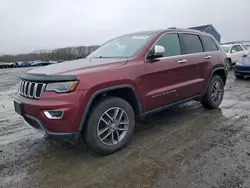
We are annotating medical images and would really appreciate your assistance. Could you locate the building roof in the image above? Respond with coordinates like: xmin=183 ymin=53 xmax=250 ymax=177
xmin=189 ymin=24 xmax=211 ymax=31
xmin=189 ymin=24 xmax=221 ymax=37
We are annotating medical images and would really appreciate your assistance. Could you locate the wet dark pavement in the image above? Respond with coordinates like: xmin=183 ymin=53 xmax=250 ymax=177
xmin=1 ymin=68 xmax=250 ymax=188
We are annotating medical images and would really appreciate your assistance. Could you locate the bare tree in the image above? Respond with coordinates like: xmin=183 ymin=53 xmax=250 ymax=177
xmin=0 ymin=45 xmax=99 ymax=62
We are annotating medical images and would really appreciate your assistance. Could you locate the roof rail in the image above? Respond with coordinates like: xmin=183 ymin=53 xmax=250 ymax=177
xmin=168 ymin=27 xmax=177 ymax=29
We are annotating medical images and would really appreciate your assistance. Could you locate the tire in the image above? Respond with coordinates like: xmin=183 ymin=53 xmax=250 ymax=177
xmin=225 ymin=58 xmax=231 ymax=71
xmin=201 ymin=75 xmax=224 ymax=109
xmin=235 ymin=75 xmax=244 ymax=79
xmin=83 ymin=96 xmax=135 ymax=155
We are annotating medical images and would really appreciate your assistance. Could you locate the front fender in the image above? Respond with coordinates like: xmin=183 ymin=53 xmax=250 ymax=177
xmin=77 ymin=83 xmax=143 ymax=131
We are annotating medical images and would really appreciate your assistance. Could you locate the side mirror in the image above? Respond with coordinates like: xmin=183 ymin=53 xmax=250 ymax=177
xmin=231 ymin=50 xmax=237 ymax=53
xmin=243 ymin=54 xmax=247 ymax=58
xmin=147 ymin=45 xmax=165 ymax=60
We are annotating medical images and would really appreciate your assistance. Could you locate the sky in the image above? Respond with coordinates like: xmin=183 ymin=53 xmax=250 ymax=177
xmin=0 ymin=0 xmax=249 ymax=54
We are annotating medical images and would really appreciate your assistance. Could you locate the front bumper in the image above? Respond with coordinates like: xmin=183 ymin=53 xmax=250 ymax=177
xmin=14 ymin=90 xmax=88 ymax=143
xmin=234 ymin=65 xmax=250 ymax=76
xmin=23 ymin=113 xmax=80 ymax=143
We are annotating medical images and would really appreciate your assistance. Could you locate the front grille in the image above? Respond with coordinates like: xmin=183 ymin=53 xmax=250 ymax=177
xmin=19 ymin=80 xmax=46 ymax=99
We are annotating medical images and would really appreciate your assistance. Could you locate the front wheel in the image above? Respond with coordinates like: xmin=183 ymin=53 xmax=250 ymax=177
xmin=83 ymin=97 xmax=135 ymax=155
xmin=201 ymin=75 xmax=224 ymax=109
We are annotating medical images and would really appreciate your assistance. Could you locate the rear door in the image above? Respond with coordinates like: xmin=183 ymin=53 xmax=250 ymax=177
xmin=200 ymin=35 xmax=222 ymax=88
xmin=175 ymin=33 xmax=208 ymax=100
xmin=242 ymin=45 xmax=249 ymax=53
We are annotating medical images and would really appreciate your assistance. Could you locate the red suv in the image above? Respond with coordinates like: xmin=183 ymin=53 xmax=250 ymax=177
xmin=14 ymin=28 xmax=227 ymax=154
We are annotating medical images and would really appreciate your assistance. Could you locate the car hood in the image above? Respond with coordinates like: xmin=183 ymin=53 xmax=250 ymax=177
xmin=237 ymin=56 xmax=250 ymax=66
xmin=27 ymin=58 xmax=127 ymax=75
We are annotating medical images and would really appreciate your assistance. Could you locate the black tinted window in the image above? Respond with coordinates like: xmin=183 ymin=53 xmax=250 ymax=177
xmin=154 ymin=33 xmax=181 ymax=57
xmin=182 ymin=34 xmax=203 ymax=54
xmin=200 ymin=36 xmax=218 ymax=52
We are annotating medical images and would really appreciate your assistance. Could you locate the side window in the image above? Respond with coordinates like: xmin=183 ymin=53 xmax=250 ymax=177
xmin=235 ymin=45 xmax=243 ymax=51
xmin=154 ymin=33 xmax=181 ymax=57
xmin=242 ymin=45 xmax=248 ymax=50
xmin=230 ymin=46 xmax=237 ymax=52
xmin=181 ymin=34 xmax=203 ymax=54
xmin=231 ymin=45 xmax=243 ymax=52
xmin=200 ymin=35 xmax=219 ymax=52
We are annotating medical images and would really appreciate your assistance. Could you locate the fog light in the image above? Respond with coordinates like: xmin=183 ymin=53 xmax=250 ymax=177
xmin=44 ymin=110 xmax=64 ymax=119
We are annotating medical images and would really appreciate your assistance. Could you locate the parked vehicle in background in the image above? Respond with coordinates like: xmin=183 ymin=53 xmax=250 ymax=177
xmin=17 ymin=61 xmax=31 ymax=67
xmin=8 ymin=62 xmax=18 ymax=68
xmin=14 ymin=28 xmax=227 ymax=155
xmin=0 ymin=62 xmax=18 ymax=68
xmin=31 ymin=61 xmax=51 ymax=67
xmin=234 ymin=52 xmax=250 ymax=79
xmin=220 ymin=43 xmax=249 ymax=70
xmin=31 ymin=61 xmax=42 ymax=66
xmin=0 ymin=62 xmax=6 ymax=68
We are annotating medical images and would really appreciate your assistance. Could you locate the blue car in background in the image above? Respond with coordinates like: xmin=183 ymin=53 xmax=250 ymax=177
xmin=31 ymin=60 xmax=51 ymax=66
xmin=234 ymin=52 xmax=250 ymax=79
xmin=31 ymin=61 xmax=42 ymax=66
xmin=17 ymin=61 xmax=31 ymax=67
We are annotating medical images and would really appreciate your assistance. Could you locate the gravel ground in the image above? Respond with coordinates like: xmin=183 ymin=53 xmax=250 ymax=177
xmin=0 ymin=67 xmax=250 ymax=188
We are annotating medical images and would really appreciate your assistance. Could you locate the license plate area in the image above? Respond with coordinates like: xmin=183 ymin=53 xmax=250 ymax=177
xmin=14 ymin=100 xmax=24 ymax=116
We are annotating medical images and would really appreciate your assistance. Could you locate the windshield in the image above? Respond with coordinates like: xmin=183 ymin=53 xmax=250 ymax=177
xmin=220 ymin=45 xmax=230 ymax=53
xmin=87 ymin=34 xmax=154 ymax=59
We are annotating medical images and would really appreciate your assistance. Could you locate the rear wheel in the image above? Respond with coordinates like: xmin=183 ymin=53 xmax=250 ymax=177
xmin=83 ymin=97 xmax=135 ymax=155
xmin=235 ymin=75 xmax=244 ymax=79
xmin=201 ymin=75 xmax=224 ymax=109
xmin=225 ymin=58 xmax=231 ymax=71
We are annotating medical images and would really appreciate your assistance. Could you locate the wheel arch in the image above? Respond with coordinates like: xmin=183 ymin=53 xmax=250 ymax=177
xmin=203 ymin=67 xmax=227 ymax=95
xmin=211 ymin=67 xmax=227 ymax=85
xmin=78 ymin=84 xmax=142 ymax=131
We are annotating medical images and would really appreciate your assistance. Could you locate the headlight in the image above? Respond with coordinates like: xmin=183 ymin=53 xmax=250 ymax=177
xmin=45 ymin=81 xmax=79 ymax=93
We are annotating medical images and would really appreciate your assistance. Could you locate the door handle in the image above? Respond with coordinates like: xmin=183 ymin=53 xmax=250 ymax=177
xmin=178 ymin=59 xmax=187 ymax=64
xmin=205 ymin=55 xmax=212 ymax=59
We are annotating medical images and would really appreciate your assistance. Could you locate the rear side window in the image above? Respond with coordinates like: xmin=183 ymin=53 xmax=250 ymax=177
xmin=154 ymin=33 xmax=182 ymax=57
xmin=200 ymin=36 xmax=218 ymax=52
xmin=242 ymin=45 xmax=248 ymax=50
xmin=181 ymin=34 xmax=203 ymax=54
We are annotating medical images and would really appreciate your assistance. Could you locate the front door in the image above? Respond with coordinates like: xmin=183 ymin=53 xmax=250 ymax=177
xmin=142 ymin=33 xmax=192 ymax=111
xmin=230 ymin=45 xmax=244 ymax=63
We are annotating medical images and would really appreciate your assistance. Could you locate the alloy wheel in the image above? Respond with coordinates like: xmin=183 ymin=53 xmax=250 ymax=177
xmin=225 ymin=60 xmax=230 ymax=71
xmin=97 ymin=107 xmax=129 ymax=146
xmin=211 ymin=81 xmax=223 ymax=103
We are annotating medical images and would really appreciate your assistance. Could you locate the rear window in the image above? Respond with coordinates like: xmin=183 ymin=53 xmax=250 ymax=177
xmin=181 ymin=34 xmax=203 ymax=54
xmin=200 ymin=36 xmax=218 ymax=52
